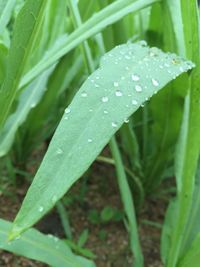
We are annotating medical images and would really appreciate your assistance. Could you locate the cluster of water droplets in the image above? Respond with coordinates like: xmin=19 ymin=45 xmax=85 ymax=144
xmin=60 ymin=41 xmax=195 ymax=147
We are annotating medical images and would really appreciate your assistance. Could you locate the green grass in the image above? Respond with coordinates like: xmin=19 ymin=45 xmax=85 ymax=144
xmin=0 ymin=1 xmax=200 ymax=267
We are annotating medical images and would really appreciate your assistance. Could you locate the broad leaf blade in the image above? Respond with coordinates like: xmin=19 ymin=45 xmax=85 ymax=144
xmin=11 ymin=42 xmax=194 ymax=237
xmin=0 ymin=219 xmax=95 ymax=267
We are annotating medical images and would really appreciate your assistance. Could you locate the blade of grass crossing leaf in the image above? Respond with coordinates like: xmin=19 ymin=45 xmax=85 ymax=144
xmin=67 ymin=0 xmax=94 ymax=73
xmin=0 ymin=0 xmax=47 ymax=129
xmin=10 ymin=42 xmax=194 ymax=239
xmin=56 ymin=201 xmax=72 ymax=240
xmin=110 ymin=137 xmax=144 ymax=267
xmin=20 ymin=0 xmax=160 ymax=88
xmin=166 ymin=1 xmax=200 ymax=266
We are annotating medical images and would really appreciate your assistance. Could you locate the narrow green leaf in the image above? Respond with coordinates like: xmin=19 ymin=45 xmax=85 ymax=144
xmin=177 ymin=233 xmax=200 ymax=267
xmin=0 ymin=67 xmax=54 ymax=157
xmin=0 ymin=0 xmax=16 ymax=35
xmin=166 ymin=1 xmax=200 ymax=266
xmin=20 ymin=0 xmax=160 ymax=88
xmin=0 ymin=219 xmax=95 ymax=267
xmin=110 ymin=137 xmax=144 ymax=267
xmin=10 ymin=42 xmax=194 ymax=238
xmin=0 ymin=0 xmax=47 ymax=128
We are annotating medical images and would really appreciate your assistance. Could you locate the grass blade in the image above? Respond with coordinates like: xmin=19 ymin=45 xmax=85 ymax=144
xmin=0 ymin=0 xmax=47 ymax=128
xmin=0 ymin=67 xmax=54 ymax=157
xmin=9 ymin=42 xmax=194 ymax=238
xmin=0 ymin=219 xmax=95 ymax=267
xmin=20 ymin=0 xmax=160 ymax=88
xmin=0 ymin=0 xmax=16 ymax=35
xmin=110 ymin=137 xmax=144 ymax=267
xmin=166 ymin=1 xmax=200 ymax=266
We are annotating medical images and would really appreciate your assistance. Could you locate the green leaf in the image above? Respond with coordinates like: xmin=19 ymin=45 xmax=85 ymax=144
xmin=165 ymin=1 xmax=200 ymax=266
xmin=77 ymin=229 xmax=89 ymax=248
xmin=20 ymin=0 xmax=160 ymax=88
xmin=100 ymin=207 xmax=114 ymax=222
xmin=10 ymin=42 xmax=194 ymax=238
xmin=0 ymin=0 xmax=16 ymax=35
xmin=0 ymin=0 xmax=47 ymax=129
xmin=0 ymin=219 xmax=95 ymax=267
xmin=177 ymin=233 xmax=200 ymax=267
xmin=0 ymin=67 xmax=54 ymax=157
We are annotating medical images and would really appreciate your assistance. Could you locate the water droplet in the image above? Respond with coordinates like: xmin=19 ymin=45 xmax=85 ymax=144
xmin=111 ymin=122 xmax=117 ymax=128
xmin=103 ymin=110 xmax=108 ymax=114
xmin=139 ymin=40 xmax=147 ymax=47
xmin=125 ymin=55 xmax=131 ymax=60
xmin=102 ymin=96 xmax=109 ymax=103
xmin=89 ymin=109 xmax=93 ymax=112
xmin=114 ymin=82 xmax=119 ymax=87
xmin=179 ymin=66 xmax=184 ymax=72
xmin=124 ymin=118 xmax=129 ymax=123
xmin=115 ymin=90 xmax=123 ymax=97
xmin=52 ymin=195 xmax=57 ymax=203
xmin=56 ymin=148 xmax=63 ymax=155
xmin=38 ymin=206 xmax=44 ymax=212
xmin=151 ymin=78 xmax=159 ymax=87
xmin=135 ymin=85 xmax=142 ymax=92
xmin=132 ymin=99 xmax=138 ymax=105
xmin=95 ymin=84 xmax=99 ymax=88
xmin=65 ymin=108 xmax=71 ymax=114
xmin=132 ymin=74 xmax=140 ymax=81
xmin=81 ymin=91 xmax=87 ymax=97
xmin=31 ymin=103 xmax=36 ymax=108
xmin=88 ymin=138 xmax=93 ymax=143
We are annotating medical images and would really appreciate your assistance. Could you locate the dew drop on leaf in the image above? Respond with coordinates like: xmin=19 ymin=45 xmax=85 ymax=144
xmin=88 ymin=138 xmax=93 ymax=143
xmin=38 ymin=206 xmax=44 ymax=212
xmin=124 ymin=118 xmax=129 ymax=123
xmin=151 ymin=78 xmax=159 ymax=87
xmin=65 ymin=108 xmax=71 ymax=114
xmin=135 ymin=85 xmax=142 ymax=92
xmin=131 ymin=74 xmax=140 ymax=81
xmin=102 ymin=96 xmax=109 ymax=103
xmin=115 ymin=90 xmax=123 ymax=97
xmin=52 ymin=196 xmax=57 ymax=203
xmin=111 ymin=122 xmax=118 ymax=128
xmin=56 ymin=148 xmax=63 ymax=155
xmin=81 ymin=91 xmax=87 ymax=97
xmin=114 ymin=81 xmax=119 ymax=87
xmin=132 ymin=99 xmax=138 ymax=105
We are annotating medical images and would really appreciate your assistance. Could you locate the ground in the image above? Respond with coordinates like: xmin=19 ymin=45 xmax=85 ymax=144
xmin=0 ymin=147 xmax=168 ymax=267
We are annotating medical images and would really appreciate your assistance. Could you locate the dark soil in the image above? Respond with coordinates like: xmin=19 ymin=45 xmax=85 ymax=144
xmin=0 ymin=148 xmax=168 ymax=267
